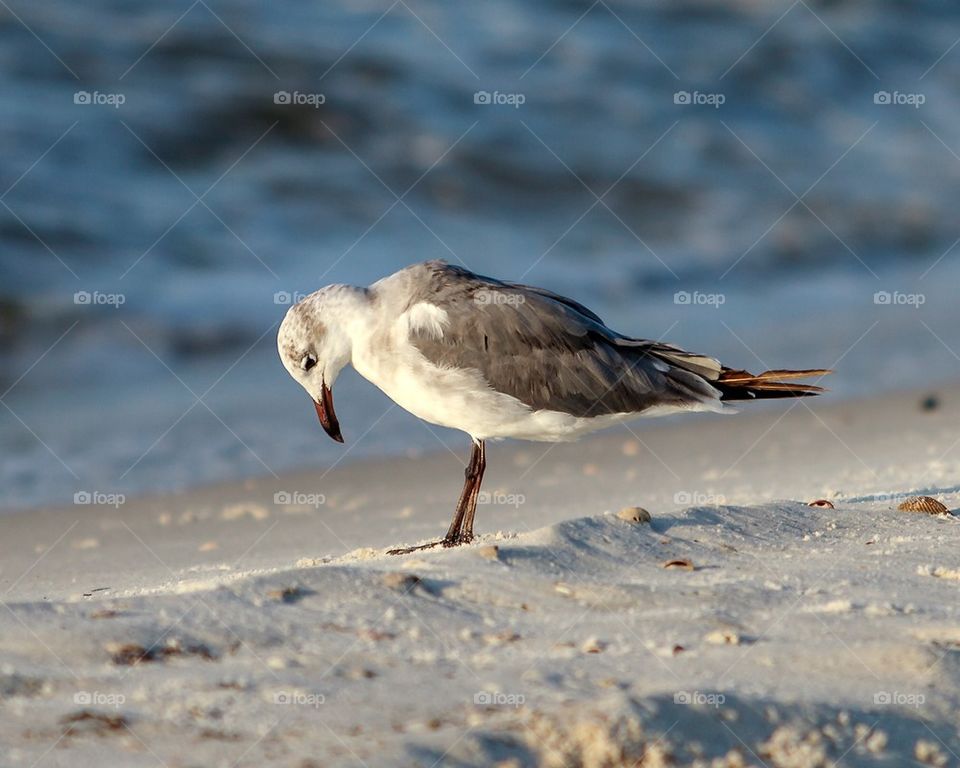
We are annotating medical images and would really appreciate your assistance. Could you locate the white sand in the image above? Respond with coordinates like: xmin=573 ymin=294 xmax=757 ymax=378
xmin=2 ymin=386 xmax=960 ymax=767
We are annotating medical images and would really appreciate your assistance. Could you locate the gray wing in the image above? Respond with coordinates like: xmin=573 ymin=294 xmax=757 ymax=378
xmin=404 ymin=262 xmax=721 ymax=417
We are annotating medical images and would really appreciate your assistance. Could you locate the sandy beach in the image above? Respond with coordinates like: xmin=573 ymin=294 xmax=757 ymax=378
xmin=2 ymin=383 xmax=959 ymax=767
xmin=4 ymin=0 xmax=960 ymax=765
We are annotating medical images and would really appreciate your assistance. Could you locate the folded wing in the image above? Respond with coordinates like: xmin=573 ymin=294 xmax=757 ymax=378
xmin=404 ymin=262 xmax=729 ymax=417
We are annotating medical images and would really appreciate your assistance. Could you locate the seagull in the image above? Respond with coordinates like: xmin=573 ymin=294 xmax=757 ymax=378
xmin=277 ymin=261 xmax=829 ymax=554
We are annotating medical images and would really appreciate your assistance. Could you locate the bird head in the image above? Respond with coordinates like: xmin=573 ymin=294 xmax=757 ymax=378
xmin=277 ymin=287 xmax=356 ymax=443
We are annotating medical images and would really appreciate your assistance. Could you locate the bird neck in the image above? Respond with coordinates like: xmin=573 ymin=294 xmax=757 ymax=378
xmin=312 ymin=285 xmax=374 ymax=350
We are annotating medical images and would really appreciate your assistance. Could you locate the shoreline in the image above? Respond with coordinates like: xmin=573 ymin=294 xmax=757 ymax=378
xmin=3 ymin=374 xmax=955 ymax=521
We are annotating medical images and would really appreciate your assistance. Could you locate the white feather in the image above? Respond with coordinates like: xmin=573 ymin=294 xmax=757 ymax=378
xmin=398 ymin=302 xmax=448 ymax=341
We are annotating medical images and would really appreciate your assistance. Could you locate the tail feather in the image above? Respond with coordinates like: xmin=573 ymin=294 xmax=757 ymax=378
xmin=715 ymin=368 xmax=831 ymax=401
xmin=641 ymin=342 xmax=831 ymax=403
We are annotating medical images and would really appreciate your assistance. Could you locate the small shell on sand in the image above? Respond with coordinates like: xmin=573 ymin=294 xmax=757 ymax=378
xmin=581 ymin=636 xmax=607 ymax=653
xmin=808 ymin=499 xmax=835 ymax=509
xmin=897 ymin=496 xmax=950 ymax=515
xmin=705 ymin=629 xmax=741 ymax=645
xmin=662 ymin=558 xmax=694 ymax=571
xmin=617 ymin=507 xmax=652 ymax=524
xmin=381 ymin=572 xmax=422 ymax=591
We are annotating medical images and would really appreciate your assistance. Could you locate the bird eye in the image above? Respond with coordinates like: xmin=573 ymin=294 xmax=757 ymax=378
xmin=301 ymin=354 xmax=317 ymax=372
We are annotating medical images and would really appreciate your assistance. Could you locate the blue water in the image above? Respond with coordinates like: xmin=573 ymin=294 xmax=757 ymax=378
xmin=2 ymin=0 xmax=959 ymax=509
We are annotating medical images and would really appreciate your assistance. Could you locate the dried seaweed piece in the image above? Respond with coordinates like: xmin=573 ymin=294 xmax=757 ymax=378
xmin=108 ymin=640 xmax=215 ymax=665
xmin=61 ymin=710 xmax=128 ymax=734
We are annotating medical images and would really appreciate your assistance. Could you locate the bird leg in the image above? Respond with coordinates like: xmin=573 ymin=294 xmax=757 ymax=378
xmin=450 ymin=440 xmax=485 ymax=545
xmin=386 ymin=440 xmax=485 ymax=555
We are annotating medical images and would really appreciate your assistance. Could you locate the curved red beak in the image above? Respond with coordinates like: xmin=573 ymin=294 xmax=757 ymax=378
xmin=313 ymin=381 xmax=344 ymax=443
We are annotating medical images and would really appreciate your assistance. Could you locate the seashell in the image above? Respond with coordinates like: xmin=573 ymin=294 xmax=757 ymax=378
xmin=662 ymin=558 xmax=694 ymax=571
xmin=617 ymin=506 xmax=652 ymax=523
xmin=705 ymin=629 xmax=742 ymax=646
xmin=898 ymin=496 xmax=950 ymax=515
xmin=808 ymin=499 xmax=835 ymax=509
xmin=581 ymin=636 xmax=607 ymax=654
xmin=381 ymin=572 xmax=422 ymax=591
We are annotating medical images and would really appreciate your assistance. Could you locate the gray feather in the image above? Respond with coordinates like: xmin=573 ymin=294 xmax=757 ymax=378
xmin=401 ymin=262 xmax=721 ymax=417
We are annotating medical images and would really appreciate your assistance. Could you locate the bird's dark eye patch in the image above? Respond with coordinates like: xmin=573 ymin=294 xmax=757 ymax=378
xmin=301 ymin=354 xmax=318 ymax=372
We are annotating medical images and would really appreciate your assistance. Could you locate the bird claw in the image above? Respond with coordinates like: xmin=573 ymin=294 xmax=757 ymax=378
xmin=387 ymin=533 xmax=473 ymax=555
xmin=386 ymin=540 xmax=443 ymax=555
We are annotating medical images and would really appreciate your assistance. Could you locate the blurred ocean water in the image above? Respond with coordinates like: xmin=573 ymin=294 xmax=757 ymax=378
xmin=1 ymin=0 xmax=958 ymax=509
